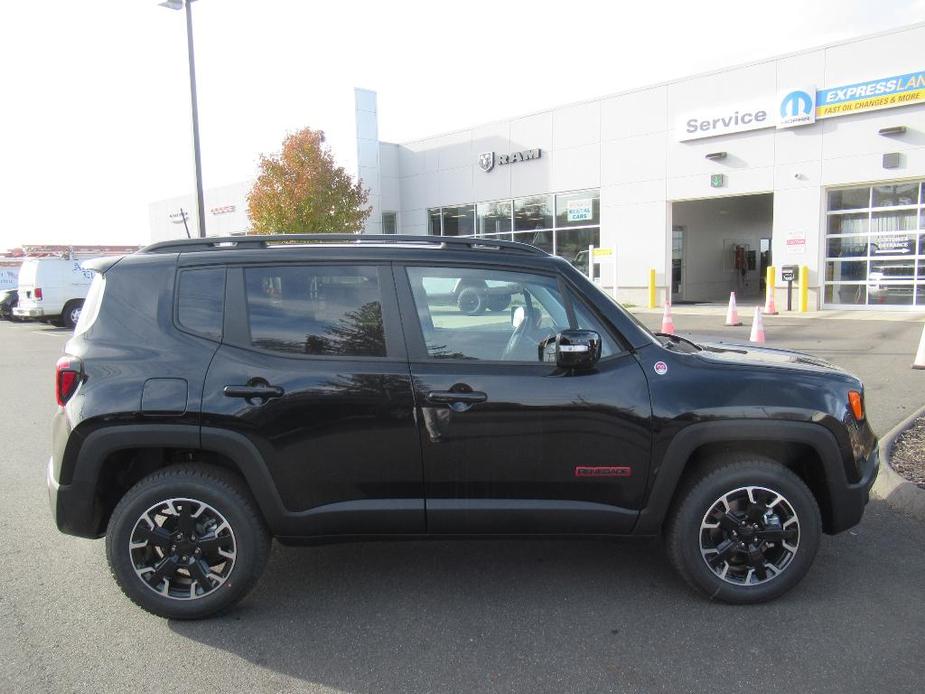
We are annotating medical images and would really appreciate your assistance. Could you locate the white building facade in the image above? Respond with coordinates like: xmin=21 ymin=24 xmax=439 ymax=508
xmin=357 ymin=23 xmax=925 ymax=310
xmin=149 ymin=180 xmax=253 ymax=244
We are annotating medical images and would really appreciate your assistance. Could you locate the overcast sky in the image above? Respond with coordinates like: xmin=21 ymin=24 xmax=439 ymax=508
xmin=1 ymin=0 xmax=924 ymax=251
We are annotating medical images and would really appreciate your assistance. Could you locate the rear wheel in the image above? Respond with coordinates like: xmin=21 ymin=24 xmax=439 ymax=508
xmin=106 ymin=465 xmax=270 ymax=619
xmin=665 ymin=457 xmax=821 ymax=603
xmin=61 ymin=300 xmax=83 ymax=329
xmin=456 ymin=287 xmax=485 ymax=315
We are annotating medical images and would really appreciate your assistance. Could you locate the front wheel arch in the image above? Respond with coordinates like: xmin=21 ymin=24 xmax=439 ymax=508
xmin=635 ymin=421 xmax=845 ymax=536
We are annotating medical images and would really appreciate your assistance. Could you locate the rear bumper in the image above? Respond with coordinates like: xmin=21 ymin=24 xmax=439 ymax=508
xmin=14 ymin=307 xmax=43 ymax=318
xmin=47 ymin=455 xmax=102 ymax=538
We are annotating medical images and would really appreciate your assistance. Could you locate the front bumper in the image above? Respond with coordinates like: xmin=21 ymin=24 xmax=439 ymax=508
xmin=14 ymin=307 xmax=44 ymax=318
xmin=829 ymin=444 xmax=879 ymax=534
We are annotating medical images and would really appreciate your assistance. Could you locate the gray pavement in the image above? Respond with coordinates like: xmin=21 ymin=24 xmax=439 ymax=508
xmin=1 ymin=318 xmax=923 ymax=693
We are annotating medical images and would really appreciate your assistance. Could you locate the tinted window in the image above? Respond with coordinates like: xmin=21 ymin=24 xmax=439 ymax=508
xmin=407 ymin=266 xmax=566 ymax=361
xmin=569 ymin=294 xmax=619 ymax=358
xmin=407 ymin=267 xmax=618 ymax=362
xmin=177 ymin=268 xmax=225 ymax=340
xmin=245 ymin=266 xmax=385 ymax=357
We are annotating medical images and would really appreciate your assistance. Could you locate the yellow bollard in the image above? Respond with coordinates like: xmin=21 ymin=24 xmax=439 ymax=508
xmin=799 ymin=265 xmax=809 ymax=313
xmin=648 ymin=268 xmax=657 ymax=308
xmin=765 ymin=265 xmax=776 ymax=312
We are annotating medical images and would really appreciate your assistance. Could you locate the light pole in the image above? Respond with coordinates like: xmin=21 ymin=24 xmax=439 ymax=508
xmin=160 ymin=0 xmax=206 ymax=238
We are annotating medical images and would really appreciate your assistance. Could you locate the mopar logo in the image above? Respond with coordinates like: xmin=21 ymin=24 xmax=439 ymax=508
xmin=781 ymin=90 xmax=813 ymax=117
xmin=778 ymin=87 xmax=816 ymax=128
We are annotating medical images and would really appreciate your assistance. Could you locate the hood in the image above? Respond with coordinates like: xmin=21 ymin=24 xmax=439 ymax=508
xmin=694 ymin=341 xmax=845 ymax=373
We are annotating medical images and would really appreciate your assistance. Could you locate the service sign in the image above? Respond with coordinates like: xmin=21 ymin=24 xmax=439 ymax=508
xmin=566 ymin=199 xmax=594 ymax=222
xmin=677 ymin=101 xmax=771 ymax=141
xmin=817 ymin=70 xmax=925 ymax=118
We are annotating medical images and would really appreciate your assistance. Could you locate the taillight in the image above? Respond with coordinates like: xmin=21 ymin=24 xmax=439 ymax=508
xmin=55 ymin=356 xmax=82 ymax=407
xmin=34 ymin=287 xmax=43 ymax=300
xmin=848 ymin=390 xmax=865 ymax=422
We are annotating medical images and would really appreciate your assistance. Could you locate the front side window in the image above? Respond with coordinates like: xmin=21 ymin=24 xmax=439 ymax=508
xmin=406 ymin=266 xmax=617 ymax=361
xmin=245 ymin=266 xmax=385 ymax=357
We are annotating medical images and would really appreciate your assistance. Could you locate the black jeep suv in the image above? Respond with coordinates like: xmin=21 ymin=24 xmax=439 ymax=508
xmin=49 ymin=235 xmax=879 ymax=618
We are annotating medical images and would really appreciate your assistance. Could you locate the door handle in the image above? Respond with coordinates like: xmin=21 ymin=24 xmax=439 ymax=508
xmin=223 ymin=383 xmax=284 ymax=401
xmin=426 ymin=390 xmax=487 ymax=405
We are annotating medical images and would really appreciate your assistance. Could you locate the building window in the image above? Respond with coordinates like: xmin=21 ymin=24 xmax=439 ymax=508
xmin=824 ymin=180 xmax=924 ymax=307
xmin=381 ymin=212 xmax=397 ymax=235
xmin=443 ymin=205 xmax=475 ymax=236
xmin=513 ymin=195 xmax=554 ymax=232
xmin=428 ymin=190 xmax=602 ymax=276
xmin=477 ymin=201 xmax=513 ymax=239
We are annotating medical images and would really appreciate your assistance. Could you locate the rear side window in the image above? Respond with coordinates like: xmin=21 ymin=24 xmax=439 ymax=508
xmin=244 ymin=265 xmax=386 ymax=357
xmin=177 ymin=268 xmax=225 ymax=341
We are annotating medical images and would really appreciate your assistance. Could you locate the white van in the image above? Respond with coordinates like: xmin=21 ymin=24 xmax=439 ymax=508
xmin=13 ymin=258 xmax=94 ymax=328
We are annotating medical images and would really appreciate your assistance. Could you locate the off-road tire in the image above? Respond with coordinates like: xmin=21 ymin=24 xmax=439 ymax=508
xmin=665 ymin=456 xmax=821 ymax=604
xmin=456 ymin=287 xmax=485 ymax=315
xmin=106 ymin=464 xmax=271 ymax=619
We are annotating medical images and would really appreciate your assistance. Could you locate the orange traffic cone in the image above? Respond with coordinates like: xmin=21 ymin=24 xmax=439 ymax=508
xmin=913 ymin=323 xmax=925 ymax=370
xmin=725 ymin=292 xmax=742 ymax=326
xmin=661 ymin=301 xmax=675 ymax=335
xmin=764 ymin=286 xmax=778 ymax=316
xmin=749 ymin=307 xmax=766 ymax=344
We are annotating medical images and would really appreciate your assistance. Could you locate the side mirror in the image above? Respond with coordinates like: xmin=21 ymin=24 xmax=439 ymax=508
xmin=542 ymin=329 xmax=602 ymax=370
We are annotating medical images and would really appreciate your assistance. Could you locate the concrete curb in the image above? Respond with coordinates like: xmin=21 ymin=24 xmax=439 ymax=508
xmin=870 ymin=403 xmax=925 ymax=522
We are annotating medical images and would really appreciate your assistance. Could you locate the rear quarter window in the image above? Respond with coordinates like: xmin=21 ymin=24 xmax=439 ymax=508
xmin=74 ymin=273 xmax=105 ymax=336
xmin=177 ymin=268 xmax=225 ymax=341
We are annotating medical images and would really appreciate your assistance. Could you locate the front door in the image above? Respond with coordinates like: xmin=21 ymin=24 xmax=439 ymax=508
xmin=396 ymin=263 xmax=652 ymax=534
xmin=202 ymin=263 xmax=424 ymax=536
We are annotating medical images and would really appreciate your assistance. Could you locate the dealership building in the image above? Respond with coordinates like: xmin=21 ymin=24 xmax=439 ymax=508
xmin=152 ymin=23 xmax=925 ymax=310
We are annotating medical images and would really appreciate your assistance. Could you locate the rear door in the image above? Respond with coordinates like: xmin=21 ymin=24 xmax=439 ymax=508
xmin=202 ymin=262 xmax=424 ymax=536
xmin=396 ymin=263 xmax=652 ymax=534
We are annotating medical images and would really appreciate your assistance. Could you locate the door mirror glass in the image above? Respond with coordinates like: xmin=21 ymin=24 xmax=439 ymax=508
xmin=511 ymin=305 xmax=526 ymax=328
xmin=543 ymin=330 xmax=602 ymax=370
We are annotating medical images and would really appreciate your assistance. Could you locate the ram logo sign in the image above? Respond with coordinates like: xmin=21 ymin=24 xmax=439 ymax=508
xmin=478 ymin=148 xmax=541 ymax=172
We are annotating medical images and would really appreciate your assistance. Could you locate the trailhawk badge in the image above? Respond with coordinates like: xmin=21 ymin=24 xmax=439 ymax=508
xmin=478 ymin=152 xmax=495 ymax=173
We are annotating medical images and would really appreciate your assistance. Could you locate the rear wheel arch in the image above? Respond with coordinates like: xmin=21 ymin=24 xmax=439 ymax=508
xmin=72 ymin=425 xmax=281 ymax=536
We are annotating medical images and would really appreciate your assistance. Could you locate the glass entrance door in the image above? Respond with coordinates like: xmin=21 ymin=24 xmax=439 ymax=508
xmin=671 ymin=226 xmax=684 ymax=301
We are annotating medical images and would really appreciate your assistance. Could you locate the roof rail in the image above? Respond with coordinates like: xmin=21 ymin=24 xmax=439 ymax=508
xmin=139 ymin=234 xmax=548 ymax=256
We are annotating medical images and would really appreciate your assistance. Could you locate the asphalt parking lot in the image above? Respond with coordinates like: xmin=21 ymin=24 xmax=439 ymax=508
xmin=1 ymin=317 xmax=923 ymax=693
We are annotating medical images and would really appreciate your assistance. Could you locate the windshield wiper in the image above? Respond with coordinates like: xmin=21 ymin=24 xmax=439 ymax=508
xmin=654 ymin=332 xmax=701 ymax=351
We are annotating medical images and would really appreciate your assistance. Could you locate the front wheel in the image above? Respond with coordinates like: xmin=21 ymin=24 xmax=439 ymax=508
xmin=665 ymin=457 xmax=821 ymax=604
xmin=106 ymin=465 xmax=270 ymax=619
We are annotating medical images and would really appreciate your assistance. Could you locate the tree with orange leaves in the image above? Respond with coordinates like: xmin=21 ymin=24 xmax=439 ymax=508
xmin=247 ymin=128 xmax=370 ymax=234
